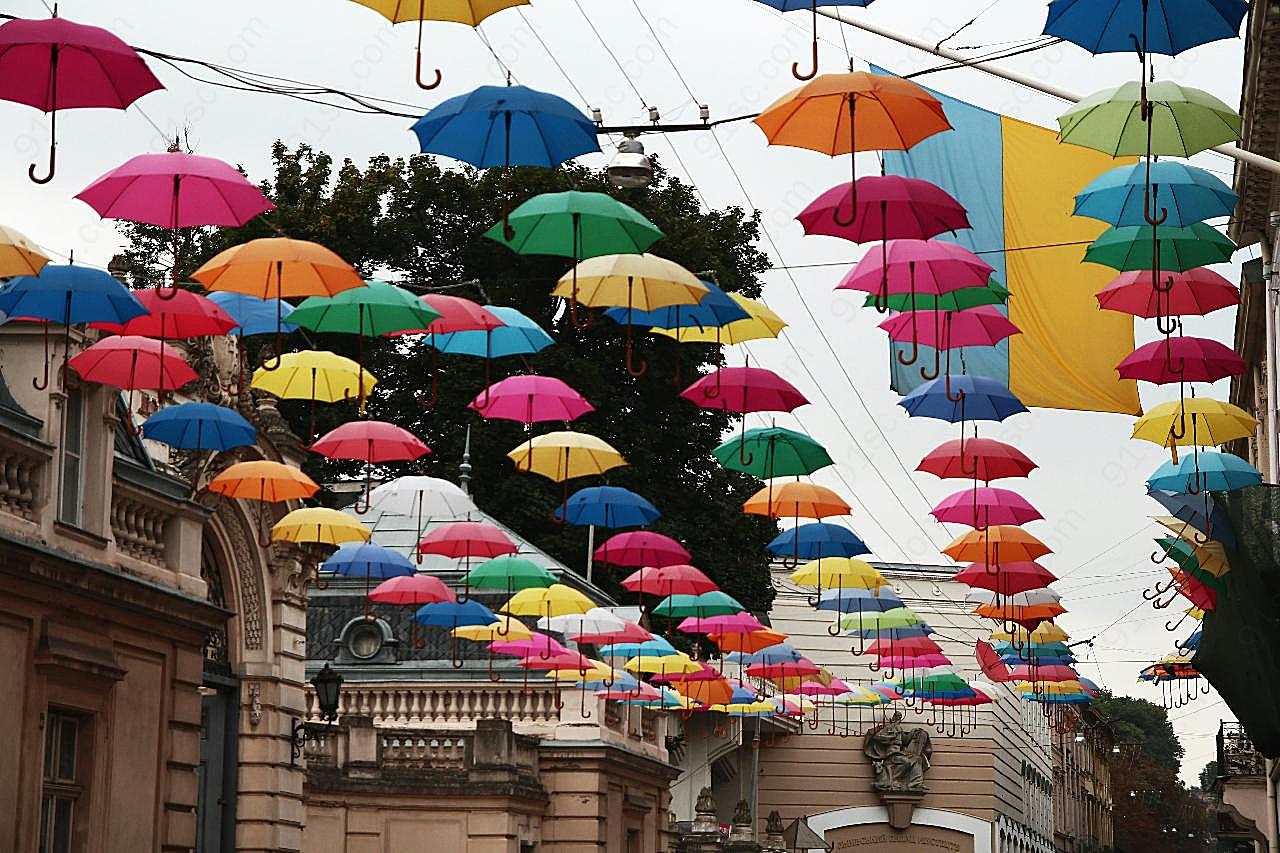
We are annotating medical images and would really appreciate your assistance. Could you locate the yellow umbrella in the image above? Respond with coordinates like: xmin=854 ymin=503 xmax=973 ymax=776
xmin=710 ymin=700 xmax=779 ymax=714
xmin=503 ymin=583 xmax=594 ymax=618
xmin=251 ymin=350 xmax=378 ymax=439
xmin=651 ymin=293 xmax=787 ymax=345
xmin=625 ymin=652 xmax=701 ymax=675
xmin=789 ymin=557 xmax=887 ymax=590
xmin=348 ymin=0 xmax=528 ymax=90
xmin=1153 ymin=516 xmax=1231 ymax=577
xmin=271 ymin=507 xmax=370 ymax=545
xmin=1015 ymin=680 xmax=1085 ymax=695
xmin=553 ymin=253 xmax=707 ymax=375
xmin=1133 ymin=397 xmax=1257 ymax=458
xmin=0 ymin=225 xmax=49 ymax=277
xmin=508 ymin=431 xmax=627 ymax=518
xmin=990 ymin=623 xmax=1069 ymax=645
xmin=452 ymin=617 xmax=533 ymax=642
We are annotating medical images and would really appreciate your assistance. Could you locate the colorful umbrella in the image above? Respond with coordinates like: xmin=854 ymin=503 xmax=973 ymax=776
xmin=416 ymin=598 xmax=499 ymax=667
xmin=470 ymin=375 xmax=593 ymax=425
xmin=1083 ymin=223 xmax=1236 ymax=273
xmin=899 ymin=378 xmax=1026 ymax=453
xmin=814 ymin=587 xmax=902 ymax=613
xmin=0 ymin=15 xmax=163 ymax=183
xmin=347 ymin=0 xmax=528 ymax=90
xmin=797 ymin=175 xmax=968 ymax=245
xmin=1074 ymin=160 xmax=1237 ymax=229
xmin=595 ymin=531 xmax=690 ymax=570
xmin=769 ymin=522 xmax=869 ymax=564
xmin=271 ymin=507 xmax=370 ymax=546
xmin=682 ymin=365 xmax=808 ymax=464
xmin=555 ymin=486 xmax=660 ymax=528
xmin=790 ymin=557 xmax=887 ymax=591
xmin=878 ymin=305 xmax=1020 ymax=381
xmin=250 ymin=350 xmax=378 ymax=440
xmin=68 ymin=335 xmax=197 ymax=394
xmin=0 ymin=225 xmax=49 ymax=277
xmin=206 ymin=293 xmax=297 ymax=337
xmin=92 ymin=289 xmax=237 ymax=340
xmin=1057 ymin=81 xmax=1241 ymax=158
xmin=205 ymin=459 xmax=318 ymax=503
xmin=1044 ymin=0 xmax=1248 ymax=57
xmin=605 ymin=279 xmax=751 ymax=382
xmin=368 ymin=475 xmax=476 ymax=521
xmin=954 ymin=561 xmax=1057 ymax=595
xmin=1147 ymin=450 xmax=1261 ymax=493
xmin=862 ymin=280 xmax=1010 ymax=313
xmin=837 ymin=238 xmax=994 ymax=318
xmin=430 ymin=306 xmax=553 ymax=395
xmin=649 ymin=293 xmax=787 ymax=345
xmin=1132 ymin=397 xmax=1256 ymax=455
xmin=743 ymin=481 xmax=850 ymax=520
xmin=1117 ymin=336 xmax=1246 ymax=385
xmin=310 ymin=420 xmax=431 ymax=511
xmin=1097 ymin=267 xmax=1238 ymax=327
xmin=653 ymin=591 xmax=744 ymax=619
xmin=326 ymin=543 xmax=417 ymax=619
xmin=507 ymin=431 xmax=627 ymax=515
xmin=389 ymin=294 xmax=505 ymax=408
xmin=465 ymin=555 xmax=557 ymax=614
xmin=714 ymin=426 xmax=833 ymax=480
xmin=141 ymin=402 xmax=256 ymax=469
xmin=419 ymin=520 xmax=517 ymax=566
xmin=931 ymin=487 xmax=1043 ymax=529
xmin=1147 ymin=486 xmax=1236 ymax=548
xmin=917 ymin=437 xmax=1036 ymax=482
xmin=943 ymin=526 xmax=1052 ymax=564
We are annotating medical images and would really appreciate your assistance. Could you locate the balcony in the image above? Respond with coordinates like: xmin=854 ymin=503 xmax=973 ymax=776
xmin=305 ymin=681 xmax=562 ymax=727
xmin=1218 ymin=722 xmax=1266 ymax=779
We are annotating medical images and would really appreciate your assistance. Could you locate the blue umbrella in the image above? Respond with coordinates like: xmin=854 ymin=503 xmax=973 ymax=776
xmin=604 ymin=279 xmax=749 ymax=330
xmin=1146 ymin=486 xmax=1237 ymax=548
xmin=749 ymin=0 xmax=876 ymax=80
xmin=555 ymin=486 xmax=660 ymax=528
xmin=141 ymin=402 xmax=256 ymax=452
xmin=414 ymin=599 xmax=498 ymax=627
xmin=322 ymin=542 xmax=416 ymax=580
xmin=899 ymin=376 xmax=1027 ymax=423
xmin=431 ymin=306 xmax=552 ymax=357
xmin=206 ymin=292 xmax=297 ymax=336
xmin=0 ymin=264 xmax=147 ymax=389
xmin=598 ymin=637 xmax=677 ymax=659
xmin=768 ymin=522 xmax=869 ymax=562
xmin=1181 ymin=628 xmax=1202 ymax=652
xmin=1147 ymin=450 xmax=1261 ymax=494
xmin=1044 ymin=0 xmax=1248 ymax=57
xmin=814 ymin=587 xmax=903 ymax=613
xmin=845 ymin=624 xmax=935 ymax=640
xmin=729 ymin=642 xmax=804 ymax=665
xmin=1074 ymin=161 xmax=1238 ymax=228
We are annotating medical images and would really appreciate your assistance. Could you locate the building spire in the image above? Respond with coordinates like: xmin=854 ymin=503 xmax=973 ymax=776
xmin=459 ymin=425 xmax=472 ymax=496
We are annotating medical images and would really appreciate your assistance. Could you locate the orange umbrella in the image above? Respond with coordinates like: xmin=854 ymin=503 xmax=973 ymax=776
xmin=943 ymin=526 xmax=1052 ymax=564
xmin=670 ymin=677 xmax=734 ymax=707
xmin=754 ymin=72 xmax=951 ymax=226
xmin=743 ymin=481 xmax=850 ymax=519
xmin=974 ymin=602 xmax=1067 ymax=622
xmin=205 ymin=460 xmax=320 ymax=547
xmin=192 ymin=237 xmax=364 ymax=368
xmin=709 ymin=628 xmax=788 ymax=654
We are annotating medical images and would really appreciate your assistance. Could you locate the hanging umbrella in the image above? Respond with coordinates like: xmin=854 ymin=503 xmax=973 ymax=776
xmin=553 ymin=253 xmax=707 ymax=374
xmin=1096 ymin=267 xmax=1238 ymax=320
xmin=555 ymin=486 xmax=660 ymax=528
xmin=605 ymin=279 xmax=750 ymax=382
xmin=1083 ymin=223 xmax=1236 ymax=272
xmin=744 ymin=482 xmax=850 ymax=519
xmin=470 ymin=374 xmax=593 ymax=425
xmin=68 ymin=335 xmax=197 ymax=395
xmin=1117 ymin=336 xmax=1246 ymax=385
xmin=369 ymin=475 xmax=476 ymax=520
xmin=411 ymin=84 xmax=601 ymax=235
xmin=325 ymin=543 xmax=416 ymax=618
xmin=0 ymin=263 xmax=146 ymax=389
xmin=415 ymin=599 xmax=499 ymax=668
xmin=862 ymin=280 xmax=1009 ymax=313
xmin=454 ymin=617 xmax=533 ymax=644
xmin=815 ymin=587 xmax=903 ymax=614
xmin=682 ymin=365 xmax=808 ymax=464
xmin=0 ymin=225 xmax=49 ymax=277
xmin=141 ymin=402 xmax=256 ymax=488
xmin=431 ymin=305 xmax=553 ymax=399
xmin=206 ymin=293 xmax=297 ymax=336
xmin=76 ymin=151 xmax=275 ymax=295
xmin=395 ymin=294 xmax=505 ymax=407
xmin=1146 ymin=485 xmax=1236 ymax=548
xmin=917 ymin=437 xmax=1037 ymax=482
xmin=954 ymin=561 xmax=1058 ymax=595
xmin=92 ymin=289 xmax=237 ymax=340
xmin=943 ymin=526 xmax=1052 ymax=564
xmin=838 ymin=238 xmax=994 ymax=322
xmin=541 ymin=607 xmax=627 ymax=637
xmin=790 ymin=557 xmax=888 ymax=594
xmin=1147 ymin=450 xmax=1262 ymax=493
xmin=0 ymin=14 xmax=163 ymax=183
xmin=418 ymin=520 xmax=517 ymax=571
xmin=1057 ymin=81 xmax=1241 ymax=158
xmin=347 ymin=0 xmax=528 ymax=90
xmin=1074 ymin=160 xmax=1237 ymax=229
xmin=649 ymin=293 xmax=786 ymax=345
xmin=747 ymin=0 xmax=876 ymax=80
xmin=798 ymin=175 xmax=968 ymax=243
xmin=507 ymin=431 xmax=627 ymax=517
xmin=205 ymin=460 xmax=318 ymax=545
xmin=931 ymin=487 xmax=1043 ymax=529
xmin=714 ymin=426 xmax=833 ymax=479
xmin=878 ymin=305 xmax=1020 ymax=383
xmin=271 ymin=507 xmax=370 ymax=545
xmin=594 ymin=531 xmax=690 ymax=570
xmin=465 ymin=555 xmax=557 ymax=593
xmin=768 ymin=522 xmax=869 ymax=565
xmin=643 ymin=564 xmax=719 ymax=597
xmin=192 ymin=237 xmax=365 ymax=368
xmin=754 ymin=72 xmax=951 ymax=224
xmin=652 ymin=591 xmax=744 ymax=619
xmin=1043 ymin=0 xmax=1248 ymax=57
xmin=250 ymin=350 xmax=378 ymax=441
xmin=599 ymin=637 xmax=678 ymax=660
xmin=310 ymin=420 xmax=431 ymax=512
xmin=708 ymin=629 xmax=788 ymax=655
xmin=899 ymin=377 xmax=1027 ymax=449
xmin=1132 ymin=397 xmax=1256 ymax=455
xmin=571 ymin=619 xmax=654 ymax=646
xmin=369 ymin=573 xmax=456 ymax=646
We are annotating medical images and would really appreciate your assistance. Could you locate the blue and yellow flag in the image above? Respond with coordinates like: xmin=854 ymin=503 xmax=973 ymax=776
xmin=876 ymin=69 xmax=1140 ymax=415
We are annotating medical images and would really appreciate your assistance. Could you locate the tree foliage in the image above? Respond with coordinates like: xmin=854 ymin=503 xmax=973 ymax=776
xmin=120 ymin=143 xmax=780 ymax=612
xmin=1094 ymin=692 xmax=1185 ymax=774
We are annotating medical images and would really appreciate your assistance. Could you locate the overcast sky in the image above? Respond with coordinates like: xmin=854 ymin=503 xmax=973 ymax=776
xmin=0 ymin=0 xmax=1251 ymax=783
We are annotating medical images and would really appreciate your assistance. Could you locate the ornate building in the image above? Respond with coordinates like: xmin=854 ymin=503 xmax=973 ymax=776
xmin=1051 ymin=705 xmax=1115 ymax=853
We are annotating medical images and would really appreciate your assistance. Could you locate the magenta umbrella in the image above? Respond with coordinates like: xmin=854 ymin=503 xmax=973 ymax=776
xmin=678 ymin=612 xmax=765 ymax=634
xmin=879 ymin=305 xmax=1021 ymax=388
xmin=930 ymin=486 xmax=1042 ymax=530
xmin=595 ymin=531 xmax=690 ymax=570
xmin=681 ymin=364 xmax=809 ymax=464
xmin=797 ymin=176 xmax=969 ymax=249
xmin=469 ymin=375 xmax=594 ymax=424
xmin=1116 ymin=336 xmax=1247 ymax=385
xmin=0 ymin=15 xmax=163 ymax=183
xmin=77 ymin=151 xmax=275 ymax=296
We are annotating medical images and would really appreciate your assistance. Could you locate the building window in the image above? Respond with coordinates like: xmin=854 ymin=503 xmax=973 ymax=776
xmin=58 ymin=386 xmax=84 ymax=526
xmin=40 ymin=710 xmax=87 ymax=853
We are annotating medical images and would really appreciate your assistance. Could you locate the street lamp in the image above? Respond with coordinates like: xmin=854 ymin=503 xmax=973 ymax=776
xmin=291 ymin=663 xmax=344 ymax=764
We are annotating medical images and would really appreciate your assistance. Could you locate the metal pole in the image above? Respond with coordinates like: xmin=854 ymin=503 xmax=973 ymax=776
xmin=586 ymin=523 xmax=595 ymax=585
xmin=817 ymin=9 xmax=1280 ymax=177
xmin=750 ymin=722 xmax=761 ymax=842
xmin=1265 ymin=213 xmax=1280 ymax=485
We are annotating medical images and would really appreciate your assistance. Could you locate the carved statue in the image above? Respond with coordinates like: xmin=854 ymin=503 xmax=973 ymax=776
xmin=764 ymin=810 xmax=785 ymax=834
xmin=864 ymin=711 xmax=933 ymax=792
xmin=731 ymin=799 xmax=752 ymax=827
xmin=695 ymin=786 xmax=717 ymax=817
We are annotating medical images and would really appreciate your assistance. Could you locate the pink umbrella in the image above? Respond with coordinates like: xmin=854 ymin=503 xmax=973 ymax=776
xmin=797 ymin=176 xmax=969 ymax=246
xmin=0 ymin=15 xmax=163 ymax=183
xmin=1096 ymin=267 xmax=1238 ymax=328
xmin=931 ymin=486 xmax=1042 ymax=529
xmin=419 ymin=521 xmax=518 ymax=588
xmin=310 ymin=420 xmax=431 ymax=512
xmin=1116 ymin=336 xmax=1246 ymax=385
xmin=878 ymin=305 xmax=1020 ymax=386
xmin=681 ymin=364 xmax=809 ymax=464
xmin=369 ymin=573 xmax=455 ymax=649
xmin=391 ymin=294 xmax=506 ymax=407
xmin=470 ymin=374 xmax=593 ymax=425
xmin=1008 ymin=664 xmax=1079 ymax=681
xmin=595 ymin=531 xmax=690 ymax=570
xmin=681 ymin=612 xmax=766 ymax=634
xmin=878 ymin=653 xmax=951 ymax=669
xmin=645 ymin=564 xmax=718 ymax=596
xmin=77 ymin=151 xmax=275 ymax=296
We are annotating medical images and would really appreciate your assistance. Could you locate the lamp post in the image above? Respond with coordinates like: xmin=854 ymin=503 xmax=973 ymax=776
xmin=291 ymin=663 xmax=344 ymax=765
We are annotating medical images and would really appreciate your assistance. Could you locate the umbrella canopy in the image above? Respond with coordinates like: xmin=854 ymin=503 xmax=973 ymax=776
xmin=464 ymin=555 xmax=557 ymax=591
xmin=418 ymin=520 xmax=517 ymax=560
xmin=790 ymin=558 xmax=887 ymax=590
xmin=598 ymin=637 xmax=678 ymax=659
xmin=797 ymin=176 xmax=969 ymax=243
xmin=917 ymin=437 xmax=1037 ymax=482
xmin=681 ymin=366 xmax=808 ymax=413
xmin=485 ymin=190 xmax=664 ymax=258
xmin=605 ymin=279 xmax=749 ymax=332
xmin=743 ymin=482 xmax=851 ymax=519
xmin=0 ymin=263 xmax=146 ymax=325
xmin=899 ymin=376 xmax=1027 ymax=423
xmin=503 ymin=583 xmax=595 ymax=618
xmin=206 ymin=293 xmax=297 ymax=336
xmin=540 ymin=607 xmax=627 ymax=637
xmin=205 ymin=460 xmax=319 ymax=502
xmin=1057 ymin=81 xmax=1241 ymax=157
xmin=1117 ymin=336 xmax=1246 ymax=385
xmin=653 ymin=591 xmax=744 ymax=618
xmin=839 ymin=607 xmax=925 ymax=633
xmin=1132 ymin=398 xmax=1256 ymax=449
xmin=192 ymin=237 xmax=364 ymax=299
xmin=272 ymin=507 xmax=370 ymax=545
xmin=649 ymin=293 xmax=786 ymax=345
xmin=76 ymin=151 xmax=275 ymax=228
xmin=931 ymin=487 xmax=1043 ymax=528
xmin=288 ymin=280 xmax=441 ymax=337
xmin=572 ymin=620 xmax=654 ymax=645
xmin=814 ymin=587 xmax=903 ymax=613
xmin=507 ymin=431 xmax=626 ymax=481
xmin=1043 ymin=0 xmax=1248 ymax=56
xmin=322 ymin=543 xmax=415 ymax=580
xmin=862 ymin=281 xmax=1010 ymax=312
xmin=878 ymin=305 xmax=1020 ymax=349
xmin=595 ymin=531 xmax=690 ymax=569
xmin=684 ymin=612 xmax=766 ymax=635
xmin=431 ymin=305 xmax=553 ymax=357
xmin=837 ymin=239 xmax=995 ymax=298
xmin=555 ymin=486 xmax=660 ymax=528
xmin=1073 ymin=160 xmax=1237 ymax=228
xmin=1096 ymin=267 xmax=1238 ymax=318
xmin=250 ymin=351 xmax=377 ymax=402
xmin=414 ymin=599 xmax=499 ymax=628
xmin=415 ymin=294 xmax=505 ymax=333
xmin=368 ymin=476 xmax=477 ymax=519
xmin=68 ymin=335 xmax=197 ymax=391
xmin=953 ymin=561 xmax=1058 ymax=595
xmin=1147 ymin=486 xmax=1236 ymax=548
xmin=141 ymin=402 xmax=255 ymax=452
xmin=714 ymin=427 xmax=833 ymax=478
xmin=0 ymin=224 xmax=48 ymax=277
xmin=91 ymin=289 xmax=237 ymax=339
xmin=768 ymin=522 xmax=869 ymax=560
xmin=1147 ymin=451 xmax=1262 ymax=493
xmin=641 ymin=564 xmax=718 ymax=596
xmin=469 ymin=375 xmax=593 ymax=424
xmin=943 ymin=526 xmax=1052 ymax=562
xmin=968 ymin=587 xmax=1062 ymax=607
xmin=411 ymin=84 xmax=600 ymax=168
xmin=454 ymin=617 xmax=534 ymax=643
xmin=709 ymin=629 xmax=788 ymax=654
xmin=1084 ymin=223 xmax=1236 ymax=273
xmin=0 ymin=15 xmax=163 ymax=183
xmin=369 ymin=573 xmax=455 ymax=604
xmin=310 ymin=420 xmax=430 ymax=463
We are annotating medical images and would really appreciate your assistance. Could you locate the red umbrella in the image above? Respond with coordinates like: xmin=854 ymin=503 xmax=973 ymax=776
xmin=571 ymin=620 xmax=653 ymax=645
xmin=1097 ymin=267 xmax=1238 ymax=331
xmin=1168 ymin=568 xmax=1217 ymax=612
xmin=369 ymin=574 xmax=455 ymax=649
xmin=917 ymin=437 xmax=1037 ymax=482
xmin=91 ymin=289 xmax=237 ymax=339
xmin=391 ymin=294 xmax=505 ymax=407
xmin=866 ymin=636 xmax=941 ymax=656
xmin=953 ymin=561 xmax=1057 ymax=595
xmin=595 ymin=531 xmax=690 ymax=569
xmin=646 ymin=564 xmax=718 ymax=596
xmin=469 ymin=375 xmax=593 ymax=424
xmin=797 ymin=176 xmax=969 ymax=243
xmin=681 ymin=365 xmax=808 ymax=464
xmin=976 ymin=640 xmax=1012 ymax=683
xmin=68 ymin=335 xmax=196 ymax=391
xmin=311 ymin=420 xmax=431 ymax=512
xmin=0 ymin=14 xmax=163 ymax=183
xmin=419 ymin=521 xmax=518 ymax=592
xmin=1116 ymin=336 xmax=1246 ymax=385
xmin=931 ymin=486 xmax=1042 ymax=529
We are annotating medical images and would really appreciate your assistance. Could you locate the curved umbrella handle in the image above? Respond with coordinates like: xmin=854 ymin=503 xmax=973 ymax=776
xmin=832 ymin=173 xmax=858 ymax=228
xmin=33 ymin=322 xmax=52 ymax=391
xmin=624 ymin=329 xmax=649 ymax=377
xmin=29 ymin=104 xmax=57 ymax=185
xmin=1143 ymin=183 xmax=1168 ymax=227
xmin=945 ymin=377 xmax=966 ymax=404
xmin=919 ymin=345 xmax=940 ymax=382
xmin=792 ymin=2 xmax=819 ymax=80
xmin=450 ymin=636 xmax=465 ymax=669
xmin=414 ymin=15 xmax=442 ymax=90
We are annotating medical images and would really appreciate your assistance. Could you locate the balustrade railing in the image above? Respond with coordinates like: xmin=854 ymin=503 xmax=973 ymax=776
xmin=381 ymin=731 xmax=471 ymax=770
xmin=0 ymin=439 xmax=47 ymax=522
xmin=306 ymin=682 xmax=561 ymax=727
xmin=110 ymin=481 xmax=172 ymax=565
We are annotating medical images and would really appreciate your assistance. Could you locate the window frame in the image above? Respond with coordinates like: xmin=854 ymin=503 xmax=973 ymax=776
xmin=39 ymin=708 xmax=90 ymax=853
xmin=57 ymin=384 xmax=84 ymax=527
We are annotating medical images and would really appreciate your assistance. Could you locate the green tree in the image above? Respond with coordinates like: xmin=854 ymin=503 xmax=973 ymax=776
xmin=1198 ymin=759 xmax=1219 ymax=793
xmin=120 ymin=143 xmax=780 ymax=613
xmin=1094 ymin=692 xmax=1185 ymax=774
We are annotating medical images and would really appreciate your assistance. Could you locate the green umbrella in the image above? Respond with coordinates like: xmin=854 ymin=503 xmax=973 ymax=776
xmin=484 ymin=191 xmax=664 ymax=328
xmin=1155 ymin=538 xmax=1225 ymax=593
xmin=1083 ymin=223 xmax=1236 ymax=272
xmin=1057 ymin=81 xmax=1241 ymax=158
xmin=289 ymin=279 xmax=441 ymax=336
xmin=837 ymin=607 xmax=923 ymax=632
xmin=652 ymin=591 xmax=744 ymax=618
xmin=713 ymin=426 xmax=833 ymax=479
xmin=862 ymin=279 xmax=1009 ymax=312
xmin=463 ymin=555 xmax=558 ymax=592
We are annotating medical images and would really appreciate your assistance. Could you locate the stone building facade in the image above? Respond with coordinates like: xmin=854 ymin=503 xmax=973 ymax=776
xmin=1051 ymin=706 xmax=1115 ymax=853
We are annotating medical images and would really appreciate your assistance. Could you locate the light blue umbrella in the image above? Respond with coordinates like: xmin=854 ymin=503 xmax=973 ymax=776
xmin=1074 ymin=161 xmax=1237 ymax=228
xmin=206 ymin=292 xmax=297 ymax=336
xmin=814 ymin=587 xmax=903 ymax=613
xmin=140 ymin=401 xmax=256 ymax=452
xmin=1146 ymin=486 xmax=1237 ymax=548
xmin=1146 ymin=450 xmax=1261 ymax=494
xmin=431 ymin=305 xmax=552 ymax=357
xmin=597 ymin=637 xmax=677 ymax=659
